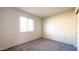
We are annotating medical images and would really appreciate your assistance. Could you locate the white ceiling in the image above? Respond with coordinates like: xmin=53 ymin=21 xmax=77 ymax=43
xmin=16 ymin=7 xmax=73 ymax=18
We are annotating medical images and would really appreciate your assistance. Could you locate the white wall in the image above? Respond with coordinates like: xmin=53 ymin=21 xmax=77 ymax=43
xmin=77 ymin=9 xmax=79 ymax=50
xmin=43 ymin=10 xmax=76 ymax=47
xmin=0 ymin=8 xmax=42 ymax=50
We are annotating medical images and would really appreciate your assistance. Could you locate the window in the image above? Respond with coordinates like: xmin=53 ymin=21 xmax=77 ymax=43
xmin=20 ymin=16 xmax=34 ymax=32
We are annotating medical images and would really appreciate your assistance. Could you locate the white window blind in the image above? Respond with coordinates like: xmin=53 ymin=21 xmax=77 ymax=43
xmin=27 ymin=18 xmax=34 ymax=31
xmin=20 ymin=16 xmax=34 ymax=32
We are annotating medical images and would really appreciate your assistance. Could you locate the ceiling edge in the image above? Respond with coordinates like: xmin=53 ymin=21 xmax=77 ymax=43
xmin=13 ymin=7 xmax=43 ymax=19
xmin=42 ymin=8 xmax=74 ymax=19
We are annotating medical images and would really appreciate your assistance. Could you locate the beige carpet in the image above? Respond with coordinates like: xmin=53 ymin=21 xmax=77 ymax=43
xmin=4 ymin=39 xmax=77 ymax=51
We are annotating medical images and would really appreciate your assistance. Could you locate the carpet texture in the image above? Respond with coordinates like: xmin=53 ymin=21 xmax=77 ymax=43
xmin=4 ymin=39 xmax=77 ymax=51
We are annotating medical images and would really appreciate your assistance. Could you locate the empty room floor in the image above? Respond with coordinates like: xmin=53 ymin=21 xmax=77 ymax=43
xmin=3 ymin=39 xmax=77 ymax=51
